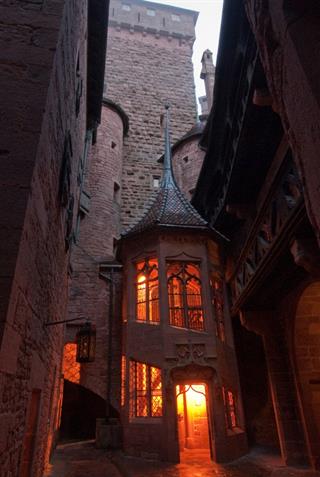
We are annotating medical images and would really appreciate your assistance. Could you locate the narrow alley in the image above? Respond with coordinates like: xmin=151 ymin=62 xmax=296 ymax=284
xmin=44 ymin=441 xmax=320 ymax=477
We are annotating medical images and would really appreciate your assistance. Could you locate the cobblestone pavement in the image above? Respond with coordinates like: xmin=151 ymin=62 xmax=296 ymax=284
xmin=43 ymin=440 xmax=121 ymax=477
xmin=111 ymin=448 xmax=320 ymax=477
xmin=44 ymin=441 xmax=320 ymax=477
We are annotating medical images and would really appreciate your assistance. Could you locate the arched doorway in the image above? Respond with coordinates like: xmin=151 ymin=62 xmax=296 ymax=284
xmin=176 ymin=383 xmax=210 ymax=462
xmin=295 ymin=282 xmax=320 ymax=469
xmin=170 ymin=364 xmax=216 ymax=463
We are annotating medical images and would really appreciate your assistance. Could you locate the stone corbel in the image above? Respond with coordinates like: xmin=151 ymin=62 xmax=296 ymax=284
xmin=290 ymin=238 xmax=320 ymax=277
xmin=239 ymin=309 xmax=275 ymax=337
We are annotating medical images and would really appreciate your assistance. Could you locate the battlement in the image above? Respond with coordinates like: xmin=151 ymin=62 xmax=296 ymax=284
xmin=109 ymin=0 xmax=198 ymax=41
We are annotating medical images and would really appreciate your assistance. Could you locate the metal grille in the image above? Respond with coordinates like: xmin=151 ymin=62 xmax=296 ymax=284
xmin=167 ymin=262 xmax=204 ymax=331
xmin=121 ymin=356 xmax=126 ymax=407
xmin=136 ymin=363 xmax=148 ymax=417
xmin=151 ymin=366 xmax=162 ymax=417
xmin=129 ymin=361 xmax=162 ymax=418
xmin=136 ymin=258 xmax=159 ymax=323
xmin=129 ymin=361 xmax=135 ymax=418
xmin=63 ymin=343 xmax=80 ymax=384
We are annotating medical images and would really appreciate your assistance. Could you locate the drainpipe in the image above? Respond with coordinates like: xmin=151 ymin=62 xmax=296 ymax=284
xmin=99 ymin=262 xmax=122 ymax=422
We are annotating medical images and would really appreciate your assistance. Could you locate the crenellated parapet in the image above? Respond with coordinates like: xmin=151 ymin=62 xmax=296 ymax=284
xmin=108 ymin=0 xmax=197 ymax=46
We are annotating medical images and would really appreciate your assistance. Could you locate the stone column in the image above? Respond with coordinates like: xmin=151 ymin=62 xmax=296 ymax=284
xmin=240 ymin=309 xmax=309 ymax=466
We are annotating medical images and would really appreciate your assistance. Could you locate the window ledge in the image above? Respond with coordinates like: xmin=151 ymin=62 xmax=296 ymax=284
xmin=226 ymin=427 xmax=244 ymax=436
xmin=169 ymin=324 xmax=208 ymax=334
xmin=129 ymin=417 xmax=163 ymax=424
xmin=135 ymin=320 xmax=160 ymax=326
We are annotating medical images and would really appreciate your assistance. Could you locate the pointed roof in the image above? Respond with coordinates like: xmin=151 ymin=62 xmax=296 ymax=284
xmin=122 ymin=105 xmax=220 ymax=239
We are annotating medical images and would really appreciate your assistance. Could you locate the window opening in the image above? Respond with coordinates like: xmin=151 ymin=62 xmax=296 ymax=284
xmin=211 ymin=278 xmax=225 ymax=341
xmin=171 ymin=13 xmax=180 ymax=21
xmin=223 ymin=387 xmax=238 ymax=429
xmin=113 ymin=182 xmax=120 ymax=202
xmin=130 ymin=361 xmax=162 ymax=418
xmin=122 ymin=3 xmax=131 ymax=11
xmin=167 ymin=262 xmax=204 ymax=331
xmin=136 ymin=258 xmax=159 ymax=323
xmin=147 ymin=8 xmax=155 ymax=16
xmin=121 ymin=356 xmax=126 ymax=406
xmin=183 ymin=155 xmax=189 ymax=163
xmin=153 ymin=176 xmax=160 ymax=188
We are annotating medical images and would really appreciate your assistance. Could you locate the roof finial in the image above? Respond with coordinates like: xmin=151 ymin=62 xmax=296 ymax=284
xmin=162 ymin=103 xmax=175 ymax=188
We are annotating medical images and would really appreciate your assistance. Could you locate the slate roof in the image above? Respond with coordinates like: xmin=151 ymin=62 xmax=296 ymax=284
xmin=122 ymin=106 xmax=213 ymax=239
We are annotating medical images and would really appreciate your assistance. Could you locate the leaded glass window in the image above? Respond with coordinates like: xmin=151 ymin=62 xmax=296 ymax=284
xmin=167 ymin=262 xmax=204 ymax=331
xmin=135 ymin=258 xmax=159 ymax=323
xmin=223 ymin=387 xmax=238 ymax=429
xmin=129 ymin=360 xmax=163 ymax=418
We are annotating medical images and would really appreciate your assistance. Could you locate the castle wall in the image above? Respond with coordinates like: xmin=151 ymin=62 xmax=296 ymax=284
xmin=65 ymin=0 xmax=200 ymax=415
xmin=67 ymin=103 xmax=125 ymax=408
xmin=172 ymin=135 xmax=205 ymax=199
xmin=0 ymin=1 xmax=91 ymax=475
xmin=105 ymin=0 xmax=198 ymax=229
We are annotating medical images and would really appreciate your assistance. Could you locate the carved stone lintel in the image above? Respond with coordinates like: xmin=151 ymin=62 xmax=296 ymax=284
xmin=290 ymin=238 xmax=320 ymax=277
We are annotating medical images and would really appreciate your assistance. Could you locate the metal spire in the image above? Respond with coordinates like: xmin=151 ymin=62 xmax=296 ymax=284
xmin=162 ymin=103 xmax=175 ymax=188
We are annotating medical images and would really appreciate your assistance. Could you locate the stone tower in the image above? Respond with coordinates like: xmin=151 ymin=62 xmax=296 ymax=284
xmin=106 ymin=0 xmax=199 ymax=229
xmin=63 ymin=0 xmax=201 ymax=440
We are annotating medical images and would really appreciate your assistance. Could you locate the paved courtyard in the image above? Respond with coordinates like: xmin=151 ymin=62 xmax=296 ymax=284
xmin=44 ymin=441 xmax=320 ymax=477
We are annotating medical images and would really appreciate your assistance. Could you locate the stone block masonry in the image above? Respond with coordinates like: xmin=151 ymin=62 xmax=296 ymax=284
xmin=105 ymin=3 xmax=198 ymax=228
xmin=0 ymin=1 xmax=91 ymax=476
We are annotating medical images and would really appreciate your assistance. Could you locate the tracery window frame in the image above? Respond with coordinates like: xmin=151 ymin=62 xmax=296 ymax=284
xmin=167 ymin=261 xmax=204 ymax=331
xmin=129 ymin=360 xmax=163 ymax=419
xmin=135 ymin=257 xmax=159 ymax=323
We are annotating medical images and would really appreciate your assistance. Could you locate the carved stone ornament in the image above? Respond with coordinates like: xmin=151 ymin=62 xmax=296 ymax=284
xmin=175 ymin=343 xmax=207 ymax=365
xmin=170 ymin=363 xmax=215 ymax=383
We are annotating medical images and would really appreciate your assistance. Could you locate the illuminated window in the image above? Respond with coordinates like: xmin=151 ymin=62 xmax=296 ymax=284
xmin=63 ymin=343 xmax=80 ymax=384
xmin=223 ymin=387 xmax=238 ymax=429
xmin=211 ymin=277 xmax=225 ymax=341
xmin=129 ymin=361 xmax=162 ymax=418
xmin=171 ymin=13 xmax=180 ymax=21
xmin=147 ymin=8 xmax=155 ymax=16
xmin=136 ymin=258 xmax=159 ymax=323
xmin=167 ymin=262 xmax=204 ymax=331
xmin=121 ymin=356 xmax=126 ymax=407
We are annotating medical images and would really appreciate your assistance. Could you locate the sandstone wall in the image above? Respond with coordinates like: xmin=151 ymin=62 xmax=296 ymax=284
xmin=67 ymin=103 xmax=125 ymax=407
xmin=172 ymin=135 xmax=205 ymax=199
xmin=0 ymin=1 xmax=89 ymax=475
xmin=105 ymin=19 xmax=198 ymax=229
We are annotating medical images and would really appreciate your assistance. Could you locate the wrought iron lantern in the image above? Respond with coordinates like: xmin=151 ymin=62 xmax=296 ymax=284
xmin=76 ymin=321 xmax=96 ymax=363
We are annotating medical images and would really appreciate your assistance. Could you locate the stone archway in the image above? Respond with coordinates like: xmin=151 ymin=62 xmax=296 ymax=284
xmin=168 ymin=364 xmax=217 ymax=463
xmin=295 ymin=282 xmax=320 ymax=469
